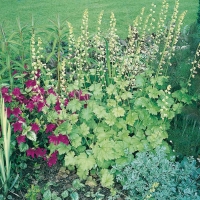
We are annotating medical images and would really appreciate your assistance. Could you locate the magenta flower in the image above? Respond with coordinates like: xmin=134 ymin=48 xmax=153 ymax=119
xmin=18 ymin=116 xmax=26 ymax=123
xmin=31 ymin=95 xmax=42 ymax=103
xmin=1 ymin=87 xmax=9 ymax=95
xmin=35 ymin=147 xmax=46 ymax=158
xmin=55 ymin=100 xmax=61 ymax=112
xmin=12 ymin=121 xmax=23 ymax=133
xmin=3 ymin=94 xmax=12 ymax=103
xmin=25 ymin=79 xmax=36 ymax=88
xmin=68 ymin=90 xmax=89 ymax=101
xmin=75 ymin=90 xmax=82 ymax=99
xmin=23 ymin=71 xmax=29 ymax=77
xmin=6 ymin=107 xmax=12 ymax=118
xmin=48 ymin=134 xmax=70 ymax=145
xmin=35 ymin=69 xmax=41 ymax=78
xmin=12 ymin=88 xmax=21 ymax=97
xmin=12 ymin=70 xmax=17 ymax=76
xmin=64 ymin=98 xmax=69 ymax=107
xmin=31 ymin=123 xmax=40 ymax=134
xmin=47 ymin=151 xmax=58 ymax=167
xmin=79 ymin=94 xmax=90 ymax=101
xmin=69 ymin=90 xmax=75 ymax=98
xmin=57 ymin=134 xmax=70 ymax=145
xmin=39 ymin=87 xmax=45 ymax=95
xmin=48 ymin=134 xmax=58 ymax=145
xmin=48 ymin=88 xmax=56 ymax=96
xmin=16 ymin=135 xmax=26 ymax=144
xmin=46 ymin=123 xmax=56 ymax=133
xmin=26 ymin=148 xmax=35 ymax=158
xmin=37 ymin=101 xmax=45 ymax=112
xmin=26 ymin=101 xmax=35 ymax=112
xmin=16 ymin=94 xmax=27 ymax=104
xmin=32 ymin=85 xmax=40 ymax=93
xmin=12 ymin=107 xmax=22 ymax=117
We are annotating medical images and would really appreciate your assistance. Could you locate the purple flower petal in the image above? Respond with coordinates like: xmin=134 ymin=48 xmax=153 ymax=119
xmin=16 ymin=135 xmax=26 ymax=144
xmin=26 ymin=148 xmax=35 ymax=158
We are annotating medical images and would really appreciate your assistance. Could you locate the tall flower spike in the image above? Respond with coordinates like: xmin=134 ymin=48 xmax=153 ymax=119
xmin=93 ymin=11 xmax=106 ymax=81
xmin=187 ymin=44 xmax=200 ymax=87
xmin=30 ymin=34 xmax=45 ymax=84
xmin=66 ymin=21 xmax=76 ymax=83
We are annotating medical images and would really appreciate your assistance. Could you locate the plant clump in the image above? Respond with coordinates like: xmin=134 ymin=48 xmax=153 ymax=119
xmin=113 ymin=147 xmax=200 ymax=199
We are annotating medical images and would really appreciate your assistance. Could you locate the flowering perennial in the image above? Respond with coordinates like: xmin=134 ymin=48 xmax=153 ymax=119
xmin=1 ymin=67 xmax=90 ymax=167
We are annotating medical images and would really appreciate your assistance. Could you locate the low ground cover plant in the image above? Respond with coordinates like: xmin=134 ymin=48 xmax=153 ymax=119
xmin=113 ymin=147 xmax=200 ymax=199
xmin=0 ymin=0 xmax=200 ymax=198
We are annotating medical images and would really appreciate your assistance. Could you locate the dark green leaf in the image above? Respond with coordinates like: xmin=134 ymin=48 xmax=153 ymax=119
xmin=43 ymin=189 xmax=52 ymax=200
xmin=70 ymin=192 xmax=79 ymax=200
xmin=19 ymin=143 xmax=29 ymax=152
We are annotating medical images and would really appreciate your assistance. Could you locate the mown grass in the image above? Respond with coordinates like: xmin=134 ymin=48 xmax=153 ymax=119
xmin=0 ymin=0 xmax=198 ymax=38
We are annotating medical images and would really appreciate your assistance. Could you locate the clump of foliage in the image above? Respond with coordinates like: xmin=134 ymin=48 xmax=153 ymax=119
xmin=168 ymin=104 xmax=200 ymax=158
xmin=113 ymin=147 xmax=200 ymax=200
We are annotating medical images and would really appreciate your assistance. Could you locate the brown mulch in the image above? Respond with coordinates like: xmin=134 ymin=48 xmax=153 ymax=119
xmin=8 ymin=158 xmax=124 ymax=200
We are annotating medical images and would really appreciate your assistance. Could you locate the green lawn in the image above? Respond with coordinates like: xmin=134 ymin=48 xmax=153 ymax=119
xmin=0 ymin=0 xmax=198 ymax=38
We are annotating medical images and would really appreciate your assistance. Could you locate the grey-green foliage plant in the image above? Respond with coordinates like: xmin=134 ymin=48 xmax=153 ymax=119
xmin=0 ymin=97 xmax=18 ymax=199
xmin=113 ymin=147 xmax=200 ymax=200
xmin=39 ymin=179 xmax=84 ymax=200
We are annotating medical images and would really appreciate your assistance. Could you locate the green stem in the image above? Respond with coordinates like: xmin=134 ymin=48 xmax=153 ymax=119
xmin=104 ymin=38 xmax=111 ymax=85
xmin=6 ymin=54 xmax=13 ymax=90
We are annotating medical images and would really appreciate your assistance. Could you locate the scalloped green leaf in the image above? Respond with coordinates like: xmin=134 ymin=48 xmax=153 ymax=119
xmin=89 ymin=83 xmax=103 ymax=99
xmin=94 ymin=126 xmax=113 ymax=141
xmin=134 ymin=97 xmax=149 ymax=108
xmin=100 ymin=169 xmax=114 ymax=188
xmin=126 ymin=110 xmax=138 ymax=126
xmin=79 ymin=123 xmax=90 ymax=136
xmin=46 ymin=93 xmax=57 ymax=105
xmin=68 ymin=114 xmax=79 ymax=124
xmin=121 ymin=91 xmax=132 ymax=100
xmin=107 ymin=99 xmax=117 ymax=107
xmin=92 ymin=139 xmax=116 ymax=162
xmin=106 ymin=84 xmax=117 ymax=96
xmin=135 ymin=75 xmax=145 ymax=87
xmin=81 ymin=107 xmax=93 ymax=121
xmin=93 ymin=105 xmax=107 ymax=119
xmin=54 ymin=121 xmax=72 ymax=135
xmin=76 ymin=153 xmax=96 ymax=172
xmin=64 ymin=151 xmax=76 ymax=166
xmin=147 ymin=86 xmax=161 ymax=99
xmin=67 ymin=99 xmax=82 ymax=113
xmin=57 ymin=143 xmax=71 ymax=155
xmin=112 ymin=107 xmax=125 ymax=118
xmin=105 ymin=113 xmax=116 ymax=126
